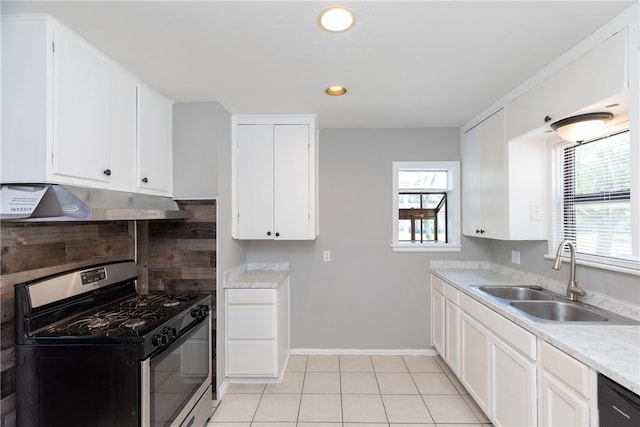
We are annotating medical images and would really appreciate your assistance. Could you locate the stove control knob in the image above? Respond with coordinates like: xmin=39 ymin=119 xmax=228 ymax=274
xmin=152 ymin=333 xmax=168 ymax=347
xmin=163 ymin=327 xmax=177 ymax=340
xmin=190 ymin=305 xmax=209 ymax=319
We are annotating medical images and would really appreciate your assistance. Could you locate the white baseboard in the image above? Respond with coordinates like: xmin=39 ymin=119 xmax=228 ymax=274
xmin=216 ymin=377 xmax=231 ymax=400
xmin=291 ymin=348 xmax=438 ymax=356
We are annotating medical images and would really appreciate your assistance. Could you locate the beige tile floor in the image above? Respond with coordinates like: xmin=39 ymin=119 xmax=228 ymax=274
xmin=208 ymin=355 xmax=493 ymax=427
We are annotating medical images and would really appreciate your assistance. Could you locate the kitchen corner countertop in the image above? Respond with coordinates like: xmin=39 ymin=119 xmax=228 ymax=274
xmin=430 ymin=263 xmax=640 ymax=395
xmin=224 ymin=262 xmax=290 ymax=289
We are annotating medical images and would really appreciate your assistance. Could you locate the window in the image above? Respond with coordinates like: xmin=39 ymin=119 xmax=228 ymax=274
xmin=392 ymin=161 xmax=461 ymax=252
xmin=551 ymin=130 xmax=639 ymax=272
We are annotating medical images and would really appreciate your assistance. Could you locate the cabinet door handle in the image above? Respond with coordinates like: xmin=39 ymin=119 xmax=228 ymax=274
xmin=141 ymin=177 xmax=148 ymax=183
xmin=275 ymin=232 xmax=280 ymax=237
xmin=103 ymin=169 xmax=111 ymax=176
xmin=476 ymin=229 xmax=485 ymax=234
xmin=267 ymin=231 xmax=272 ymax=236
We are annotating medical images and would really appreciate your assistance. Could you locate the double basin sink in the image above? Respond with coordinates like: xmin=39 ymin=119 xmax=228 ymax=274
xmin=474 ymin=286 xmax=639 ymax=324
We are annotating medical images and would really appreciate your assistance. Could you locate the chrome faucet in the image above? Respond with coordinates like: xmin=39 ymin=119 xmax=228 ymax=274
xmin=552 ymin=240 xmax=586 ymax=301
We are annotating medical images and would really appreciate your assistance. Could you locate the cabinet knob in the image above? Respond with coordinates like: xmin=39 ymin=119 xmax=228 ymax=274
xmin=267 ymin=231 xmax=272 ymax=236
xmin=141 ymin=177 xmax=148 ymax=183
xmin=544 ymin=115 xmax=552 ymax=123
xmin=476 ymin=229 xmax=485 ymax=234
xmin=103 ymin=169 xmax=111 ymax=176
xmin=275 ymin=232 xmax=280 ymax=237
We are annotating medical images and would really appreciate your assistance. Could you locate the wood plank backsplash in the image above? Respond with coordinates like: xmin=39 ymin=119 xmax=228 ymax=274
xmin=0 ymin=199 xmax=217 ymax=426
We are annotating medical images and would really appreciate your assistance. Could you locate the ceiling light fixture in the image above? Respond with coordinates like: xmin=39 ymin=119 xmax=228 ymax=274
xmin=325 ymin=85 xmax=347 ymax=96
xmin=319 ymin=6 xmax=356 ymax=32
xmin=550 ymin=112 xmax=614 ymax=143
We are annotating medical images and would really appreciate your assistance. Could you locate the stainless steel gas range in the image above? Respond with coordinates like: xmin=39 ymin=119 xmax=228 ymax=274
xmin=14 ymin=260 xmax=213 ymax=427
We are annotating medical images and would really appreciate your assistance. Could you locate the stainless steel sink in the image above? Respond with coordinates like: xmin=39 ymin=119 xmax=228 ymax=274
xmin=510 ymin=300 xmax=640 ymax=324
xmin=472 ymin=285 xmax=640 ymax=324
xmin=511 ymin=300 xmax=607 ymax=321
xmin=479 ymin=286 xmax=554 ymax=301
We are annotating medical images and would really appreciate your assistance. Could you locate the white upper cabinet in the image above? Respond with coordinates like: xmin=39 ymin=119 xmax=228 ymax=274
xmin=507 ymin=29 xmax=628 ymax=140
xmin=462 ymin=108 xmax=548 ymax=240
xmin=136 ymin=84 xmax=173 ymax=196
xmin=1 ymin=15 xmax=173 ymax=195
xmin=232 ymin=115 xmax=318 ymax=240
xmin=109 ymin=66 xmax=138 ymax=192
xmin=461 ymin=109 xmax=507 ymax=239
xmin=52 ymin=24 xmax=112 ymax=185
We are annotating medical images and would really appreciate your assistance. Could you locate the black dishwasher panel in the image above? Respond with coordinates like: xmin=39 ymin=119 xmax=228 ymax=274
xmin=598 ymin=374 xmax=640 ymax=427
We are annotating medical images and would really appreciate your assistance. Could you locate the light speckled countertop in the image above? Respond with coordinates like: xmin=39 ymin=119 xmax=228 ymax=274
xmin=224 ymin=262 xmax=289 ymax=289
xmin=431 ymin=261 xmax=640 ymax=395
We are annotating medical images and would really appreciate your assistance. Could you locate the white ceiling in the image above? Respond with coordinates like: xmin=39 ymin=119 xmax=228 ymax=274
xmin=2 ymin=0 xmax=635 ymax=129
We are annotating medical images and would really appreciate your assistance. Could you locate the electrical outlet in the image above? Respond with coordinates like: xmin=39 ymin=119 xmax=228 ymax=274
xmin=511 ymin=250 xmax=521 ymax=264
xmin=530 ymin=205 xmax=542 ymax=221
xmin=323 ymin=250 xmax=331 ymax=262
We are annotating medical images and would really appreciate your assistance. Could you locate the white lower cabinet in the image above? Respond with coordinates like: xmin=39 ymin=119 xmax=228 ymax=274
xmin=431 ymin=276 xmax=446 ymax=357
xmin=432 ymin=283 xmax=538 ymax=427
xmin=225 ymin=282 xmax=290 ymax=379
xmin=460 ymin=294 xmax=537 ymax=427
xmin=540 ymin=341 xmax=595 ymax=426
xmin=431 ymin=274 xmax=461 ymax=375
xmin=460 ymin=311 xmax=490 ymax=413
xmin=444 ymin=291 xmax=460 ymax=376
xmin=430 ymin=275 xmax=602 ymax=427
xmin=491 ymin=336 xmax=537 ymax=426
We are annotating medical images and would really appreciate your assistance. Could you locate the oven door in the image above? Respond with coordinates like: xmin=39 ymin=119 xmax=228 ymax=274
xmin=141 ymin=316 xmax=212 ymax=427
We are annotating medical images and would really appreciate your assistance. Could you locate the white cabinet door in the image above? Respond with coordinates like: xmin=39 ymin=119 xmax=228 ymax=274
xmin=227 ymin=341 xmax=277 ymax=377
xmin=233 ymin=116 xmax=317 ymax=240
xmin=444 ymin=298 xmax=460 ymax=376
xmin=461 ymin=109 xmax=507 ymax=239
xmin=236 ymin=124 xmax=275 ymax=239
xmin=137 ymin=84 xmax=173 ymax=195
xmin=541 ymin=372 xmax=590 ymax=427
xmin=52 ymin=25 xmax=111 ymax=185
xmin=478 ymin=109 xmax=507 ymax=240
xmin=109 ymin=67 xmax=137 ymax=192
xmin=274 ymin=124 xmax=311 ymax=239
xmin=491 ymin=337 xmax=537 ymax=427
xmin=431 ymin=287 xmax=445 ymax=357
xmin=460 ymin=312 xmax=490 ymax=413
xmin=461 ymin=122 xmax=483 ymax=236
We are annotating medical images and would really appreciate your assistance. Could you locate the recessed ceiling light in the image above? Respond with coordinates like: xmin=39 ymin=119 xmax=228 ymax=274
xmin=319 ymin=6 xmax=356 ymax=32
xmin=325 ymin=85 xmax=347 ymax=96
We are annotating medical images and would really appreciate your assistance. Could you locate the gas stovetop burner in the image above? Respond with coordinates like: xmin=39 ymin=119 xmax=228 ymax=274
xmin=87 ymin=316 xmax=111 ymax=330
xmin=123 ymin=318 xmax=146 ymax=329
xmin=162 ymin=299 xmax=180 ymax=307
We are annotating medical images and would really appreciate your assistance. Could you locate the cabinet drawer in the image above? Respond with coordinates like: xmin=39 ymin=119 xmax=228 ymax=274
xmin=227 ymin=341 xmax=277 ymax=377
xmin=227 ymin=306 xmax=275 ymax=339
xmin=445 ymin=283 xmax=460 ymax=305
xmin=460 ymin=294 xmax=536 ymax=360
xmin=227 ymin=288 xmax=276 ymax=305
xmin=431 ymin=274 xmax=445 ymax=294
xmin=542 ymin=341 xmax=591 ymax=398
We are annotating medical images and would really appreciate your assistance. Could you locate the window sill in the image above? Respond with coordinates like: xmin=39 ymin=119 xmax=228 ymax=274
xmin=391 ymin=244 xmax=462 ymax=253
xmin=543 ymin=254 xmax=640 ymax=276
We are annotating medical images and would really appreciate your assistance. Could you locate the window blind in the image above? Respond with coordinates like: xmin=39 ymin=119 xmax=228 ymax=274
xmin=554 ymin=130 xmax=634 ymax=263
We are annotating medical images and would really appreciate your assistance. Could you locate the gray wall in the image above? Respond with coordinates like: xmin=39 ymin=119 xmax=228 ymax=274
xmin=173 ymin=102 xmax=219 ymax=199
xmin=485 ymin=239 xmax=640 ymax=305
xmin=172 ymin=102 xmax=247 ymax=392
xmin=247 ymin=128 xmax=489 ymax=351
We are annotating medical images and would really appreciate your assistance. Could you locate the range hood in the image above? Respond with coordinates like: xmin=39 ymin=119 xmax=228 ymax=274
xmin=0 ymin=184 xmax=188 ymax=221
